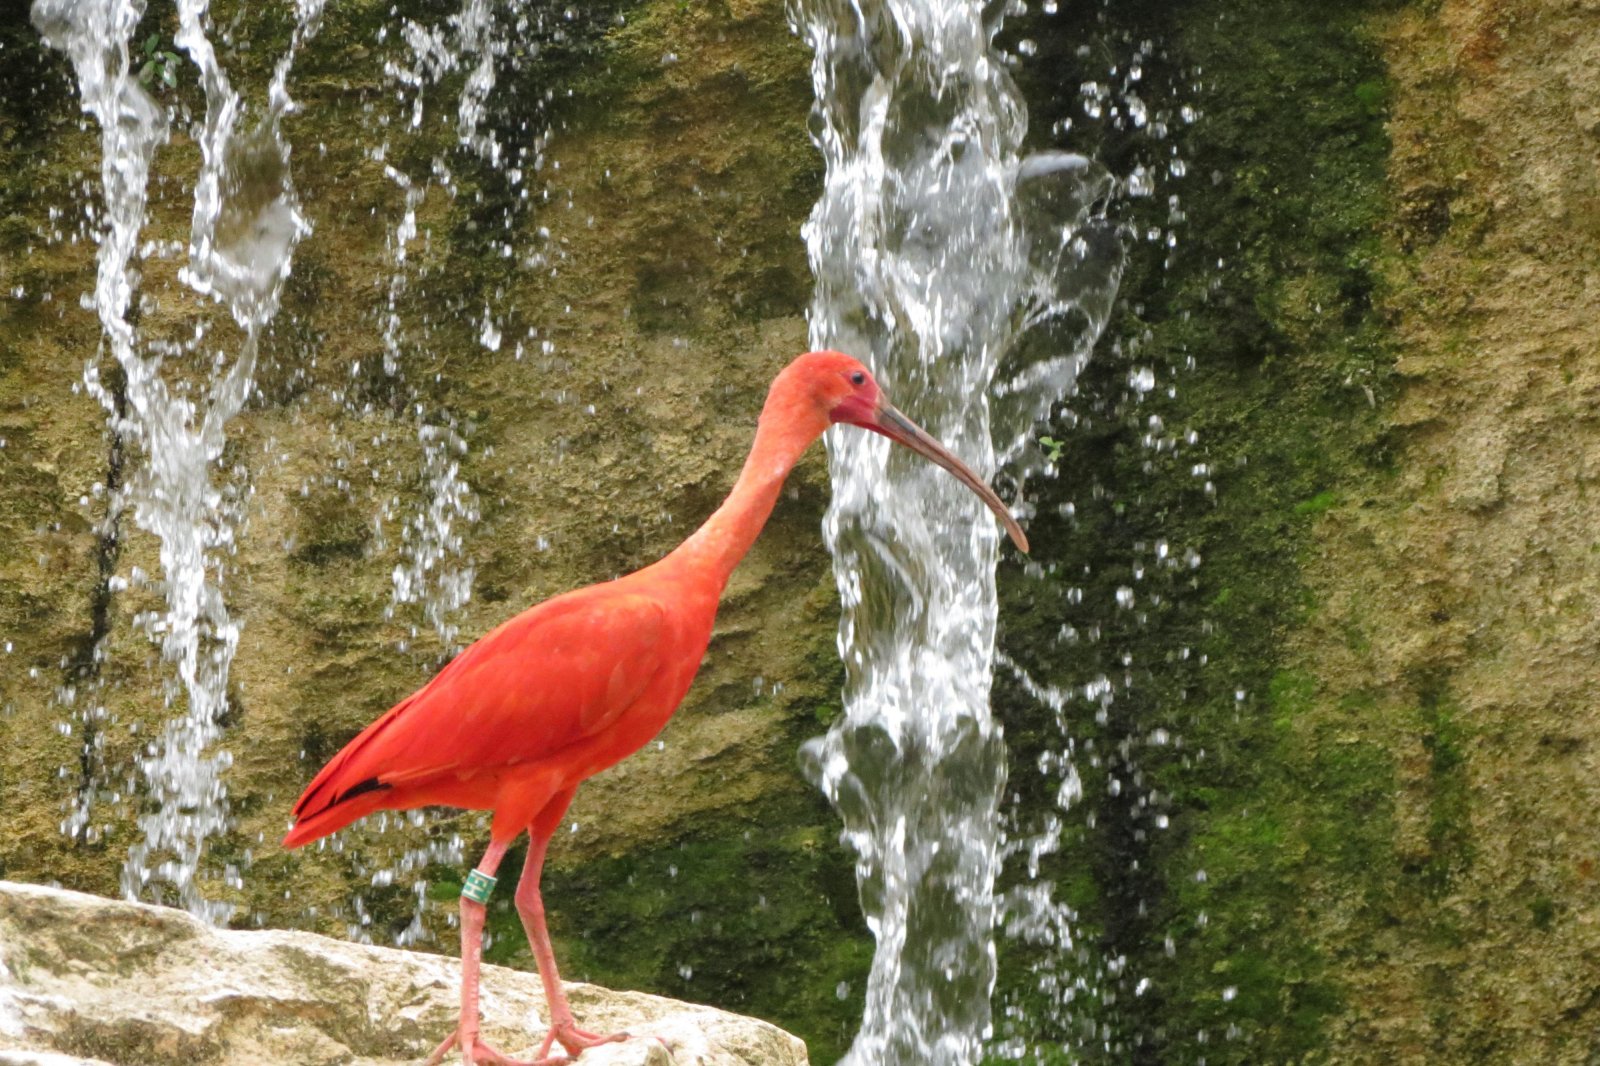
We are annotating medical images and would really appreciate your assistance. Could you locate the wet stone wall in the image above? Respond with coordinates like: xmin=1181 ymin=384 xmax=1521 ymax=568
xmin=5 ymin=1 xmax=1600 ymax=1063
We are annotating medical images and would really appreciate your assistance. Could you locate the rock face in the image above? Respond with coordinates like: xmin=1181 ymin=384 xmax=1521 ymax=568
xmin=0 ymin=882 xmax=807 ymax=1066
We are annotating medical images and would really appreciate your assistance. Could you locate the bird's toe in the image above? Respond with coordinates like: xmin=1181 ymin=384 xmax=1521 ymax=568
xmin=424 ymin=1029 xmax=459 ymax=1066
xmin=424 ymin=1026 xmax=540 ymax=1066
xmin=536 ymin=1021 xmax=629 ymax=1061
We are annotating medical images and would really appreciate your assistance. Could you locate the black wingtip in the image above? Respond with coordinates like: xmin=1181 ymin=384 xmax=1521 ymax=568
xmin=334 ymin=776 xmax=391 ymax=806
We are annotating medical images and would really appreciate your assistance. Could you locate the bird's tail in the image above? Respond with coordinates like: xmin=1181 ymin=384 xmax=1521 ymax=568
xmin=282 ymin=788 xmax=391 ymax=849
xmin=283 ymin=692 xmax=423 ymax=849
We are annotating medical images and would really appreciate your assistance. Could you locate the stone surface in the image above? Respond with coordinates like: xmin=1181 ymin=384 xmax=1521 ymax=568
xmin=0 ymin=881 xmax=807 ymax=1066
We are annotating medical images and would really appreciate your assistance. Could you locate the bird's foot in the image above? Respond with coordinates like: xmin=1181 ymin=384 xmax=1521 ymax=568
xmin=535 ymin=1021 xmax=631 ymax=1062
xmin=425 ymin=1027 xmax=537 ymax=1066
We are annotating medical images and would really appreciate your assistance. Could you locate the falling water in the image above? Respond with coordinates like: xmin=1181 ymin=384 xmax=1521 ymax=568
xmin=33 ymin=0 xmax=323 ymax=919
xmin=790 ymin=1 xmax=1123 ymax=1062
xmin=31 ymin=0 xmax=165 ymax=852
xmin=374 ymin=0 xmax=506 ymax=659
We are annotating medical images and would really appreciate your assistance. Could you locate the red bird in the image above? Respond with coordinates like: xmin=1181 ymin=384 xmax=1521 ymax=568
xmin=284 ymin=350 xmax=1028 ymax=1066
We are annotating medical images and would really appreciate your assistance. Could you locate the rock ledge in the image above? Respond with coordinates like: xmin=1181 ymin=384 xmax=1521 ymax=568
xmin=0 ymin=881 xmax=807 ymax=1066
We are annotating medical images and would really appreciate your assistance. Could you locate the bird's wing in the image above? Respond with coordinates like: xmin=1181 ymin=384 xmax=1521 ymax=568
xmin=291 ymin=587 xmax=671 ymax=823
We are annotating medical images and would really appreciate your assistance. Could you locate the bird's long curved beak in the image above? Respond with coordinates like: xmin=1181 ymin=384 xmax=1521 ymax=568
xmin=872 ymin=402 xmax=1030 ymax=554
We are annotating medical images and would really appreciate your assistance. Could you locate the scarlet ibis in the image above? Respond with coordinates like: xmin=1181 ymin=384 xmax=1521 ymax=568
xmin=284 ymin=350 xmax=1028 ymax=1065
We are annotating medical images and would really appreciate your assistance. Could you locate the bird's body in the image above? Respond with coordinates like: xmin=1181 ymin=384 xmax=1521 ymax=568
xmin=285 ymin=351 xmax=1027 ymax=1066
xmin=283 ymin=575 xmax=715 ymax=849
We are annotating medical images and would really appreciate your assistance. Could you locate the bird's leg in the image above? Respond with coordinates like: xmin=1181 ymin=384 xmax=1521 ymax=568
xmin=515 ymin=792 xmax=630 ymax=1062
xmin=425 ymin=839 xmax=537 ymax=1066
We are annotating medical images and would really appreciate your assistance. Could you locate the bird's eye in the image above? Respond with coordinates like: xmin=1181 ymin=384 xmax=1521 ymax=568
xmin=850 ymin=371 xmax=866 ymax=386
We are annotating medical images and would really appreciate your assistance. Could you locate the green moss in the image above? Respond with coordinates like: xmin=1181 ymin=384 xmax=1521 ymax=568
xmin=1293 ymin=491 xmax=1340 ymax=517
xmin=993 ymin=0 xmax=1404 ymax=1060
xmin=1414 ymin=681 xmax=1472 ymax=896
xmin=1353 ymin=79 xmax=1389 ymax=117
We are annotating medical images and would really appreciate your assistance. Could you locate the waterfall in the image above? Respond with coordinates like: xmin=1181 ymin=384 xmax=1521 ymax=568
xmin=32 ymin=0 xmax=323 ymax=920
xmin=789 ymin=1 xmax=1123 ymax=1061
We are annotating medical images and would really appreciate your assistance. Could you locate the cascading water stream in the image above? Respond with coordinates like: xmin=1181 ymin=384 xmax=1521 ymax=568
xmin=33 ymin=0 xmax=324 ymax=920
xmin=31 ymin=0 xmax=166 ymax=853
xmin=789 ymin=1 xmax=1123 ymax=1061
xmin=375 ymin=0 xmax=502 ymax=659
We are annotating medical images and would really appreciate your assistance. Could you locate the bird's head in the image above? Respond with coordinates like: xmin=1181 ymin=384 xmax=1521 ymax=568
xmin=783 ymin=350 xmax=1029 ymax=553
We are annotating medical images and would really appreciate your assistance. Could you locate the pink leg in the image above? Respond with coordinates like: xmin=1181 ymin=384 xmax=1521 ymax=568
xmin=515 ymin=790 xmax=630 ymax=1062
xmin=425 ymin=839 xmax=537 ymax=1066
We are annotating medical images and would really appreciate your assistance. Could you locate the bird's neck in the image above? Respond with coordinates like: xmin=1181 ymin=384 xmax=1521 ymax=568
xmin=664 ymin=399 xmax=825 ymax=592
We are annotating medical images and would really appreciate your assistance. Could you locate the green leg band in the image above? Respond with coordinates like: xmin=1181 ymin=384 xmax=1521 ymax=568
xmin=461 ymin=869 xmax=497 ymax=904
